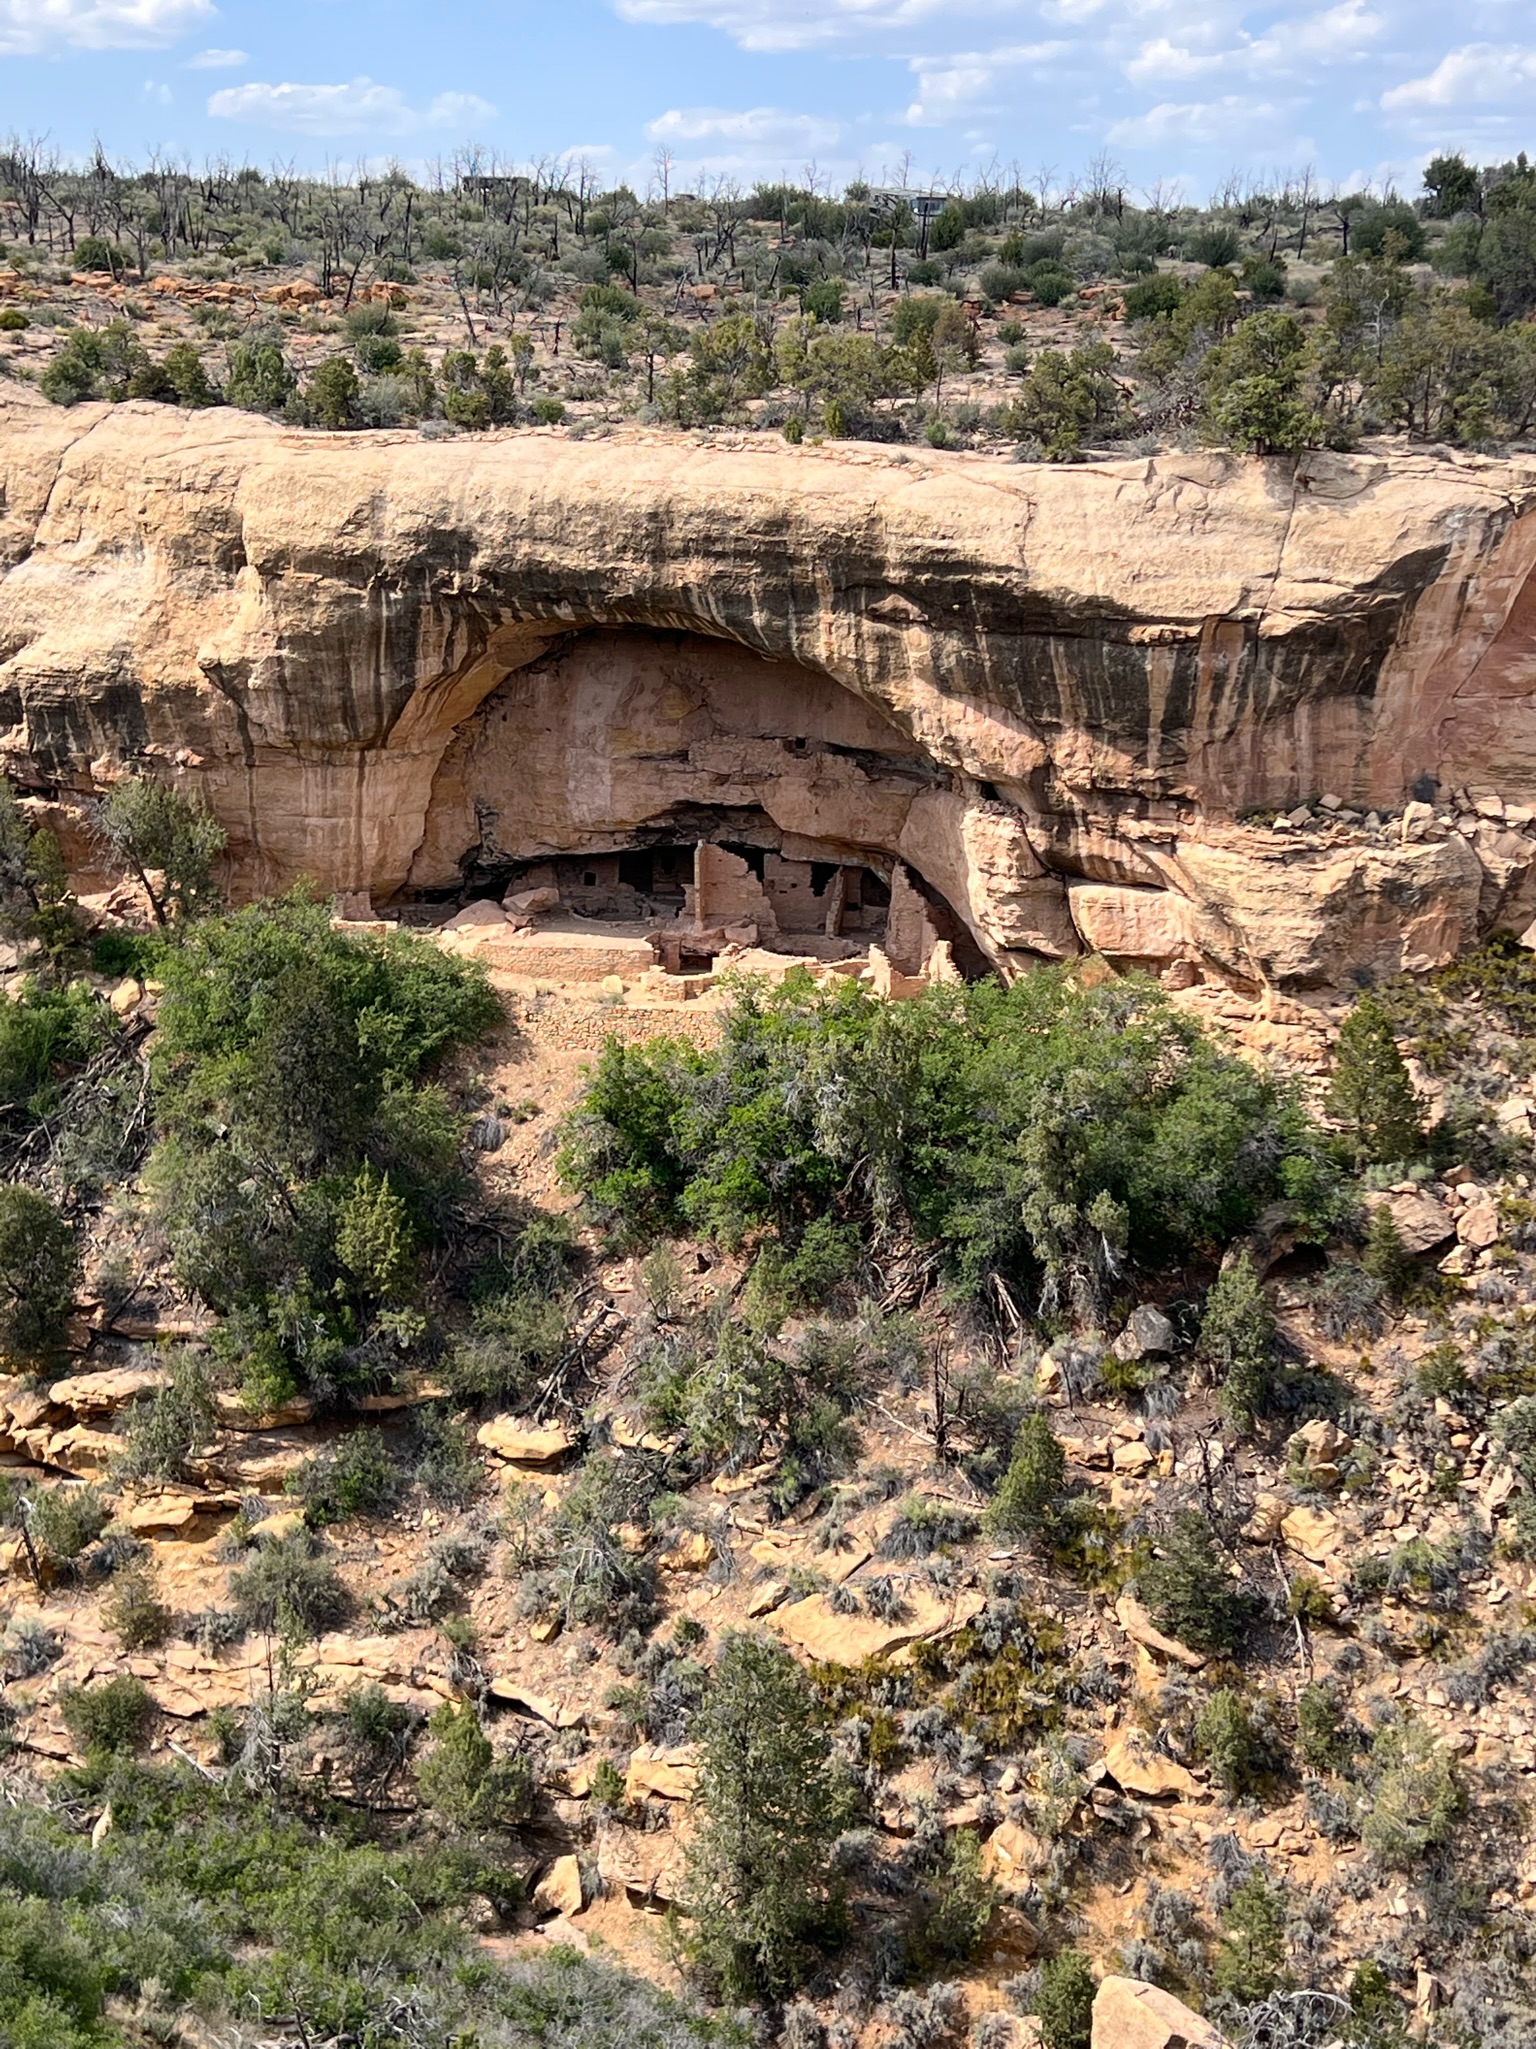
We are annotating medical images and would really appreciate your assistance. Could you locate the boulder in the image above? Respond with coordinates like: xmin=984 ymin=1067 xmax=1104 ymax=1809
xmin=1099 ymin=1731 xmax=1203 ymax=1800
xmin=981 ymin=1816 xmax=1049 ymax=1892
xmin=1112 ymin=1304 xmax=1175 ymax=1363
xmin=48 ymin=1365 xmax=169 ymax=1417
xmin=1091 ymin=1977 xmax=1227 ymax=2049
xmin=624 ymin=1745 xmax=699 ymax=1802
xmin=1362 ymin=1188 xmax=1453 ymax=1256
xmin=475 ymin=1418 xmax=575 ymax=1466
xmin=1287 ymin=1418 xmax=1352 ymax=1490
xmin=1114 ymin=1594 xmax=1205 ymax=1670
xmin=770 ymin=1586 xmax=985 ymax=1667
xmin=1280 ymin=1503 xmax=1342 ymax=1564
xmin=443 ymin=899 xmax=508 ymax=930
xmin=532 ymin=1854 xmax=585 ymax=1919
xmin=1458 ymin=1198 xmax=1500 ymax=1249
xmin=486 ymin=1679 xmax=584 ymax=1728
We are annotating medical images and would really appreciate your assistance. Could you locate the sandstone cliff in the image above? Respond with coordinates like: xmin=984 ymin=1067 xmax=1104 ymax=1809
xmin=5 ymin=389 xmax=1536 ymax=985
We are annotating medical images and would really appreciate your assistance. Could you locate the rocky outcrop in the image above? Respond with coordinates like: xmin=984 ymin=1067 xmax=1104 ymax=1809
xmin=1091 ymin=1978 xmax=1226 ymax=2049
xmin=6 ymin=391 xmax=1536 ymax=985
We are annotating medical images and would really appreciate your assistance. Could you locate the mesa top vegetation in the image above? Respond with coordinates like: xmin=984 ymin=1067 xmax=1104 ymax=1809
xmin=4 ymin=143 xmax=1536 ymax=459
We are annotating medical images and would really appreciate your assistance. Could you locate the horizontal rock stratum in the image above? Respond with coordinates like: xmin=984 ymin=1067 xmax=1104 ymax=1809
xmin=5 ymin=389 xmax=1536 ymax=986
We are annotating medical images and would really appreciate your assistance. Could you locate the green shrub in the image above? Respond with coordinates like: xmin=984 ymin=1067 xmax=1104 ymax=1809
xmin=1361 ymin=1721 xmax=1461 ymax=1867
xmin=1198 ymin=1251 xmax=1278 ymax=1432
xmin=335 ymin=1164 xmax=417 ymax=1305
xmin=1123 ymin=275 xmax=1186 ymax=320
xmin=225 ymin=335 xmax=297 ymax=412
xmin=562 ymin=970 xmax=1334 ymax=1316
xmin=0 ymin=1183 xmax=77 ymax=1367
xmin=295 ymin=1427 xmax=401 ymax=1525
xmin=148 ymin=897 xmax=496 ymax=1397
xmin=61 ymin=1673 xmax=153 ymax=1757
xmin=103 ymin=1560 xmax=172 ymax=1651
xmin=446 ymin=1289 xmax=569 ymax=1405
xmin=682 ymin=1632 xmax=850 ymax=2000
xmin=914 ymin=1828 xmax=996 ymax=1962
xmin=229 ymin=1532 xmax=349 ymax=1638
xmin=0 ymin=982 xmax=114 ymax=1124
xmin=1138 ymin=1512 xmax=1258 ymax=1656
xmin=1297 ymin=1681 xmax=1353 ymax=1771
xmin=1325 ymin=995 xmax=1425 ymax=1169
xmin=21 ymin=1482 xmax=107 ymax=1571
xmin=305 ymin=355 xmax=361 ymax=427
xmin=1196 ymin=1687 xmax=1260 ymax=1794
xmin=0 ymin=781 xmax=82 ymax=979
xmin=72 ymin=235 xmax=126 ymax=275
xmin=522 ymin=1457 xmax=657 ymax=1638
xmin=40 ymin=323 xmax=146 ymax=404
xmin=986 ymin=1411 xmax=1066 ymax=1541
xmin=336 ymin=1679 xmax=418 ymax=1790
xmin=94 ymin=776 xmax=225 ymax=927
xmin=114 ymin=1349 xmax=216 ymax=1484
xmin=0 ymin=1895 xmax=110 ymax=2047
xmin=1033 ymin=1951 xmax=1096 ymax=2049
xmin=1214 ymin=1874 xmax=1288 ymax=2001
xmin=416 ymin=1702 xmax=535 ymax=1829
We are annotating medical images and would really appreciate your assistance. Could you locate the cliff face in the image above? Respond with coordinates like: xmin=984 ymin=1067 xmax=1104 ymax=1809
xmin=4 ymin=389 xmax=1536 ymax=986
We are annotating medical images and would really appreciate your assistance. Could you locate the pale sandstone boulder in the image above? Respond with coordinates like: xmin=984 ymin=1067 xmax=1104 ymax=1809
xmin=532 ymin=1854 xmax=585 ymax=1919
xmin=49 ymin=1365 xmax=169 ymax=1417
xmin=770 ymin=1586 xmax=984 ymax=1665
xmin=1362 ymin=1188 xmax=1454 ymax=1255
xmin=475 ymin=1418 xmax=575 ymax=1466
xmin=1098 ymin=1731 xmax=1204 ymax=1800
xmin=1092 ymin=1977 xmax=1226 ymax=2049
xmin=624 ymin=1744 xmax=699 ymax=1802
xmin=1114 ymin=1594 xmax=1205 ymax=1670
xmin=1281 ymin=1503 xmax=1343 ymax=1564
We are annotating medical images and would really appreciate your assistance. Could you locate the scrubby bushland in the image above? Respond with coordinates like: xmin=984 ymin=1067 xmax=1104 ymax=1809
xmin=562 ymin=968 xmax=1336 ymax=1316
xmin=0 ymin=1766 xmax=731 ymax=2048
xmin=147 ymin=894 xmax=499 ymax=1406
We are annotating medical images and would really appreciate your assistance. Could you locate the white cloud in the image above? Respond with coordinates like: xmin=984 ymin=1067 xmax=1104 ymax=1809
xmin=1382 ymin=42 xmax=1536 ymax=109
xmin=1107 ymin=92 xmax=1297 ymax=147
xmin=616 ymin=0 xmax=980 ymax=54
xmin=1126 ymin=0 xmax=1383 ymax=85
xmin=141 ymin=74 xmax=169 ymax=101
xmin=0 ymin=0 xmax=211 ymax=53
xmin=646 ymin=104 xmax=842 ymax=151
xmin=206 ymin=76 xmax=496 ymax=136
xmin=904 ymin=42 xmax=1068 ymax=122
xmin=185 ymin=44 xmax=245 ymax=66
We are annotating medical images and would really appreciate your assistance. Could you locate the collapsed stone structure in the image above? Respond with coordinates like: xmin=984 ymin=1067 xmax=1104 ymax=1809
xmin=6 ymin=389 xmax=1536 ymax=989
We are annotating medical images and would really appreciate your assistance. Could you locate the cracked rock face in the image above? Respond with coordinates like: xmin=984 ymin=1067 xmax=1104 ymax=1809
xmin=5 ymin=391 xmax=1536 ymax=986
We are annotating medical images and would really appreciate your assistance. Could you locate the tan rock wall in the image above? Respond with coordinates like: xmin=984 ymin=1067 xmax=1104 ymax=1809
xmin=5 ymin=395 xmax=1536 ymax=984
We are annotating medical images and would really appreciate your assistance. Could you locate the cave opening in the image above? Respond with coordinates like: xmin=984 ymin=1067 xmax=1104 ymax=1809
xmin=390 ymin=624 xmax=999 ymax=988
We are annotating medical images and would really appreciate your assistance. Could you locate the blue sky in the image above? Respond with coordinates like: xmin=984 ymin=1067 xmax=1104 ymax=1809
xmin=2 ymin=0 xmax=1535 ymax=202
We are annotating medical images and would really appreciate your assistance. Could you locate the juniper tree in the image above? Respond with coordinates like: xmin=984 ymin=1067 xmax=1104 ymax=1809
xmin=1325 ymin=993 xmax=1424 ymax=1169
xmin=681 ymin=1632 xmax=849 ymax=1999
xmin=987 ymin=1410 xmax=1066 ymax=1541
xmin=1198 ymin=1250 xmax=1278 ymax=1433
xmin=95 ymin=776 xmax=226 ymax=928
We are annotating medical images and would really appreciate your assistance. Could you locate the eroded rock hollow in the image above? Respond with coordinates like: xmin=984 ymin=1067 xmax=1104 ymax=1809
xmin=6 ymin=390 xmax=1536 ymax=988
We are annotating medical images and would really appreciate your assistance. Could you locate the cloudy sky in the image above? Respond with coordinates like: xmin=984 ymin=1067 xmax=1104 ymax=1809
xmin=2 ymin=0 xmax=1534 ymax=199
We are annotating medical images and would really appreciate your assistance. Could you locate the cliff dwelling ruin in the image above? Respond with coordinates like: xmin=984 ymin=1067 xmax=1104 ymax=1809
xmin=392 ymin=627 xmax=988 ymax=997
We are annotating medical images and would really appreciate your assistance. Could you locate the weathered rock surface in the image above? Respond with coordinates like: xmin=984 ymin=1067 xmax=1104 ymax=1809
xmin=6 ymin=396 xmax=1536 ymax=985
xmin=1091 ymin=1977 xmax=1227 ymax=2049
